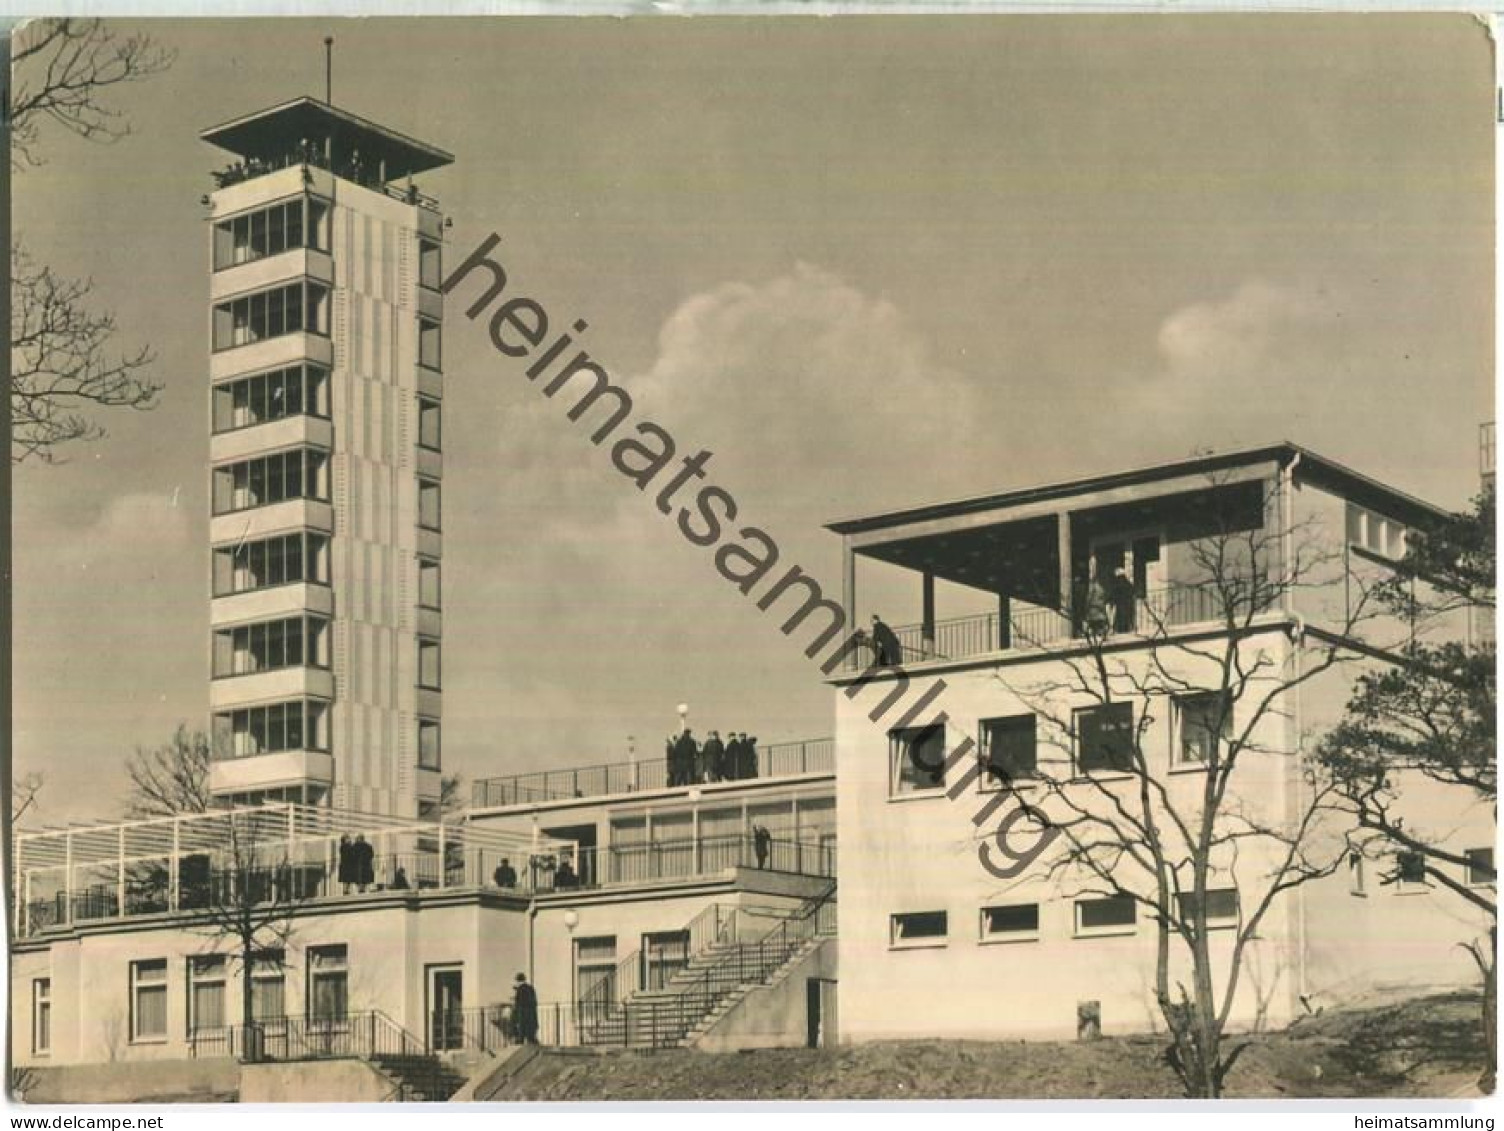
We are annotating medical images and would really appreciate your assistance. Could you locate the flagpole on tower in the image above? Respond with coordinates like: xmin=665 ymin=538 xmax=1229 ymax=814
xmin=324 ymin=36 xmax=334 ymax=105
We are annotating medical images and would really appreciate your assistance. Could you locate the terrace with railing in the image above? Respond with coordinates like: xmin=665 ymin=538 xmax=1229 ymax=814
xmin=852 ymin=579 xmax=1274 ymax=671
xmin=14 ymin=802 xmax=836 ymax=939
xmin=471 ymin=736 xmax=834 ymax=810
xmin=12 ymin=804 xmax=562 ymax=940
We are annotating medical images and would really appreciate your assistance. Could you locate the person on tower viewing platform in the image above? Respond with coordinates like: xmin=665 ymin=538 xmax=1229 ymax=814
xmin=493 ymin=858 xmax=518 ymax=889
xmin=871 ymin=615 xmax=903 ymax=666
xmin=738 ymin=733 xmax=759 ymax=780
xmin=673 ymin=729 xmax=700 ymax=786
xmin=702 ymin=731 xmax=726 ymax=783
xmin=723 ymin=733 xmax=743 ymax=781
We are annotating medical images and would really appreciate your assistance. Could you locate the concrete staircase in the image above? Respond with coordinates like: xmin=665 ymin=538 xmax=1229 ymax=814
xmin=583 ymin=887 xmax=836 ymax=1051
xmin=679 ymin=934 xmax=827 ymax=1046
xmin=370 ymin=1052 xmax=469 ymax=1101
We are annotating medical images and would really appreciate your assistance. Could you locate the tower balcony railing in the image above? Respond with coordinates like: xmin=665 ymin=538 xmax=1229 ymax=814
xmin=211 ymin=148 xmax=440 ymax=212
xmin=470 ymin=737 xmax=834 ymax=810
xmin=851 ymin=577 xmax=1277 ymax=671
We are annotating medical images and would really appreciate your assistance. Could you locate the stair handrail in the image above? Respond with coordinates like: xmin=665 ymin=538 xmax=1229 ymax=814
xmin=575 ymin=900 xmax=741 ymax=1046
xmin=634 ymin=882 xmax=836 ymax=1048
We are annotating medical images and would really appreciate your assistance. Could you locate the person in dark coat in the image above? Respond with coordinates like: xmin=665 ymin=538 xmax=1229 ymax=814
xmin=738 ymin=733 xmax=759 ymax=780
xmin=354 ymin=834 xmax=374 ymax=892
xmin=338 ymin=835 xmax=354 ymax=894
xmin=752 ymin=823 xmax=772 ymax=869
xmin=512 ymin=973 xmax=539 ymax=1045
xmin=871 ymin=615 xmax=903 ymax=667
xmin=673 ymin=729 xmax=699 ymax=786
xmin=554 ymin=859 xmax=579 ymax=890
xmin=702 ymin=731 xmax=726 ymax=783
xmin=723 ymin=734 xmax=743 ymax=781
xmin=391 ymin=866 xmax=410 ymax=891
xmin=664 ymin=736 xmax=677 ymax=787
xmin=1107 ymin=566 xmax=1137 ymax=634
xmin=1082 ymin=570 xmax=1110 ymax=636
xmin=494 ymin=858 xmax=518 ymax=889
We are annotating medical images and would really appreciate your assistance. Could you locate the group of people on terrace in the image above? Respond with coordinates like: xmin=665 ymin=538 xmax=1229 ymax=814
xmin=211 ymin=139 xmax=428 ymax=202
xmin=665 ymin=729 xmax=759 ymax=787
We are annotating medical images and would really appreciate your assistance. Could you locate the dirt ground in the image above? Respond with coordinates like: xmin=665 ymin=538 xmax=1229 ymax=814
xmin=493 ymin=991 xmax=1490 ymax=1101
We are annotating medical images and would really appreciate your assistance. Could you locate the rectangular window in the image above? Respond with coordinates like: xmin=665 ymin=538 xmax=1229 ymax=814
xmin=1076 ymin=702 xmax=1135 ymax=775
xmin=980 ymin=715 xmax=1036 ymax=788
xmin=213 ymin=700 xmax=329 ymax=759
xmin=980 ymin=903 xmax=1039 ymax=942
xmin=32 ymin=979 xmax=51 ymax=1055
xmin=1174 ymin=888 xmax=1240 ymax=933
xmin=418 ymin=479 xmax=442 ymax=531
xmin=1466 ymin=848 xmax=1495 ymax=887
xmin=1175 ymin=692 xmax=1230 ymax=766
xmin=642 ymin=931 xmax=690 ymax=991
xmin=1395 ymin=850 xmax=1428 ymax=890
xmin=419 ymin=558 xmax=441 ymax=609
xmin=213 ymin=282 xmax=328 ymax=351
xmin=418 ymin=719 xmax=441 ymax=771
xmin=213 ymin=533 xmax=327 ymax=597
xmin=1346 ymin=503 xmax=1407 ymax=560
xmin=131 ymin=959 xmax=169 ymax=1041
xmin=890 ymin=910 xmax=948 ymax=947
xmin=418 ymin=318 xmax=442 ymax=370
xmin=419 ymin=239 xmax=443 ymax=291
xmin=574 ymin=935 xmax=617 ymax=1004
xmin=889 ymin=724 xmax=947 ymax=794
xmin=250 ymin=951 xmax=287 ymax=1023
xmin=212 ymin=365 xmax=330 ymax=433
xmin=418 ymin=397 xmax=442 ymax=451
xmin=308 ymin=945 xmax=348 ymax=1024
xmin=418 ymin=638 xmax=442 ymax=690
xmin=212 ymin=449 xmax=328 ymax=515
xmin=213 ymin=198 xmax=326 ymax=271
xmin=1075 ymin=895 xmax=1136 ymax=936
xmin=213 ymin=616 xmax=329 ymax=678
xmin=188 ymin=955 xmax=227 ymax=1034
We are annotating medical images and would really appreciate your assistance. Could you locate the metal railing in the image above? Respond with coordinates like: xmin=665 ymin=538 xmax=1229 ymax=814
xmin=23 ymin=837 xmax=835 ymax=937
xmin=211 ymin=151 xmax=441 ymax=212
xmin=852 ymin=578 xmax=1276 ymax=670
xmin=471 ymin=737 xmax=834 ymax=809
xmin=549 ymin=834 xmax=836 ymax=892
xmin=188 ymin=1010 xmax=420 ymax=1062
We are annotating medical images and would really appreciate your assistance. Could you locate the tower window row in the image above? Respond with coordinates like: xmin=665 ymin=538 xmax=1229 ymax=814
xmin=213 ymin=195 xmax=331 ymax=271
xmin=213 ymin=531 xmax=330 ymax=597
xmin=212 ymin=699 xmax=331 ymax=759
xmin=212 ymin=615 xmax=330 ymax=678
xmin=212 ymin=364 xmax=329 ymax=433
xmin=212 ymin=448 xmax=329 ymax=515
xmin=212 ymin=281 xmax=330 ymax=352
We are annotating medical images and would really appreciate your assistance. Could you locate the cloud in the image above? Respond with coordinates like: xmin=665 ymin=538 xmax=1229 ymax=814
xmin=1125 ymin=278 xmax=1362 ymax=449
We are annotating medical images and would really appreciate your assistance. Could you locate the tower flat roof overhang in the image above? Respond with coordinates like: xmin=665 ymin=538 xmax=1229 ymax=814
xmin=201 ymin=97 xmax=454 ymax=180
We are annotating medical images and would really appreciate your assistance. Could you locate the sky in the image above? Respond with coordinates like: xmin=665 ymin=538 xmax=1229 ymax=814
xmin=11 ymin=15 xmax=1495 ymax=826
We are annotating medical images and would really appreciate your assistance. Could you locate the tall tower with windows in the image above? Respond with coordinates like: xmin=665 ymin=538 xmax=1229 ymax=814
xmin=201 ymin=98 xmax=452 ymax=818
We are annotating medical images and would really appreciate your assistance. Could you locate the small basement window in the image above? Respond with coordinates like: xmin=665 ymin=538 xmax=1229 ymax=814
xmin=1075 ymin=895 xmax=1136 ymax=937
xmin=980 ymin=903 xmax=1040 ymax=942
xmin=1466 ymin=848 xmax=1495 ymax=887
xmin=890 ymin=910 xmax=948 ymax=948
